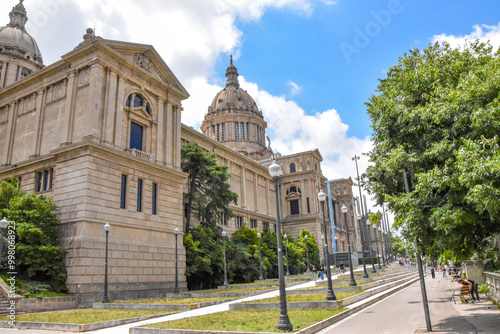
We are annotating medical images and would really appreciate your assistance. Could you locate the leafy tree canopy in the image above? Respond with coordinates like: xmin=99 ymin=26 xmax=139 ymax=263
xmin=1 ymin=178 xmax=67 ymax=290
xmin=181 ymin=142 xmax=238 ymax=234
xmin=365 ymin=41 xmax=500 ymax=259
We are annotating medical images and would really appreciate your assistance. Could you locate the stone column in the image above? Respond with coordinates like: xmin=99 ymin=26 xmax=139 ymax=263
xmin=33 ymin=88 xmax=47 ymax=157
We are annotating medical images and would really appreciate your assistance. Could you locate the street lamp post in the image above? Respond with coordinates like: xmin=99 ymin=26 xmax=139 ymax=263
xmin=356 ymin=213 xmax=369 ymax=278
xmin=222 ymin=230 xmax=228 ymax=288
xmin=174 ymin=227 xmax=180 ymax=293
xmin=379 ymin=226 xmax=386 ymax=266
xmin=258 ymin=232 xmax=263 ymax=280
xmin=366 ymin=221 xmax=377 ymax=273
xmin=318 ymin=189 xmax=336 ymax=300
xmin=341 ymin=205 xmax=357 ymax=286
xmin=0 ymin=217 xmax=10 ymax=263
xmin=269 ymin=160 xmax=293 ymax=332
xmin=102 ymin=222 xmax=110 ymax=303
xmin=352 ymin=155 xmax=371 ymax=278
xmin=305 ymin=234 xmax=310 ymax=272
xmin=373 ymin=224 xmax=382 ymax=269
xmin=284 ymin=234 xmax=290 ymax=276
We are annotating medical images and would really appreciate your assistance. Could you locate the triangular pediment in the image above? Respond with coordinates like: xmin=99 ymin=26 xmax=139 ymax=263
xmin=104 ymin=41 xmax=189 ymax=98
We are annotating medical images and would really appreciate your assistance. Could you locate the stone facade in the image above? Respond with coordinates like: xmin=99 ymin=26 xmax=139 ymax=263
xmin=0 ymin=1 xmax=360 ymax=301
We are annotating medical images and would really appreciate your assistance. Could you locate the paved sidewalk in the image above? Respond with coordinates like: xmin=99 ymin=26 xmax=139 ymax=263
xmin=317 ymin=273 xmax=500 ymax=334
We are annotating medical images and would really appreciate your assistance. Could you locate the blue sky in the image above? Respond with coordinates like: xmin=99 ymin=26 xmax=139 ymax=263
xmin=2 ymin=0 xmax=500 ymax=214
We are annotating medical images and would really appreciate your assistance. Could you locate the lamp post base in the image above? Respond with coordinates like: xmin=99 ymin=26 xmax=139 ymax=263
xmin=326 ymin=290 xmax=336 ymax=300
xmin=277 ymin=315 xmax=293 ymax=332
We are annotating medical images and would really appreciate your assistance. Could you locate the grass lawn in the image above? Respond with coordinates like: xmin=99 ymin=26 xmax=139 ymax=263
xmin=113 ymin=296 xmax=233 ymax=304
xmin=0 ymin=308 xmax=175 ymax=324
xmin=145 ymin=308 xmax=345 ymax=332
xmin=246 ymin=291 xmax=362 ymax=303
xmin=185 ymin=286 xmax=274 ymax=294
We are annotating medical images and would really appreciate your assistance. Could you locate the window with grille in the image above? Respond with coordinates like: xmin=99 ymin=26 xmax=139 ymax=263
xmin=120 ymin=174 xmax=127 ymax=209
xmin=235 ymin=122 xmax=239 ymax=140
xmin=137 ymin=178 xmax=143 ymax=212
xmin=250 ymin=219 xmax=257 ymax=228
xmin=152 ymin=183 xmax=158 ymax=215
xmin=35 ymin=168 xmax=53 ymax=193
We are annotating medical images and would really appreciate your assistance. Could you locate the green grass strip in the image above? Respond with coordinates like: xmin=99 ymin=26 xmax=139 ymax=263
xmin=145 ymin=307 xmax=345 ymax=332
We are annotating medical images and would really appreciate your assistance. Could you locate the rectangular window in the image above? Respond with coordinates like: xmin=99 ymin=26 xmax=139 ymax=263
xmin=212 ymin=125 xmax=216 ymax=139
xmin=137 ymin=179 xmax=143 ymax=212
xmin=152 ymin=183 xmax=158 ymax=215
xmin=235 ymin=122 xmax=239 ymax=140
xmin=0 ymin=62 xmax=3 ymax=82
xmin=246 ymin=122 xmax=249 ymax=140
xmin=35 ymin=169 xmax=54 ymax=193
xmin=307 ymin=197 xmax=311 ymax=213
xmin=120 ymin=174 xmax=127 ymax=209
xmin=236 ymin=216 xmax=243 ymax=228
xmin=130 ymin=121 xmax=143 ymax=151
xmin=217 ymin=124 xmax=220 ymax=142
xmin=241 ymin=122 xmax=245 ymax=141
xmin=222 ymin=123 xmax=226 ymax=141
xmin=290 ymin=199 xmax=300 ymax=215
xmin=250 ymin=219 xmax=257 ymax=229
xmin=20 ymin=67 xmax=31 ymax=78
xmin=263 ymin=221 xmax=269 ymax=230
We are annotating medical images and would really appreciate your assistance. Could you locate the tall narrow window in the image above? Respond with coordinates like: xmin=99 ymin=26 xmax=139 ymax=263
xmin=36 ymin=172 xmax=42 ymax=192
xmin=290 ymin=199 xmax=300 ymax=215
xmin=290 ymin=163 xmax=296 ymax=173
xmin=222 ymin=123 xmax=226 ymax=141
xmin=241 ymin=122 xmax=245 ymax=140
xmin=0 ymin=62 xmax=3 ymax=82
xmin=152 ymin=183 xmax=158 ymax=215
xmin=217 ymin=124 xmax=220 ymax=142
xmin=130 ymin=121 xmax=143 ymax=150
xmin=137 ymin=179 xmax=143 ymax=212
xmin=235 ymin=122 xmax=239 ymax=140
xmin=307 ymin=197 xmax=311 ymax=213
xmin=120 ymin=175 xmax=127 ymax=209
xmin=246 ymin=122 xmax=249 ymax=140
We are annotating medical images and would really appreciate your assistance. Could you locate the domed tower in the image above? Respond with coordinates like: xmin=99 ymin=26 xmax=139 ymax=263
xmin=0 ymin=0 xmax=43 ymax=89
xmin=201 ymin=56 xmax=271 ymax=161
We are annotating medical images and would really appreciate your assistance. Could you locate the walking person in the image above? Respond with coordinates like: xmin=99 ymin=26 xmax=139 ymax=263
xmin=339 ymin=262 xmax=346 ymax=276
xmin=430 ymin=267 xmax=435 ymax=279
xmin=312 ymin=266 xmax=317 ymax=281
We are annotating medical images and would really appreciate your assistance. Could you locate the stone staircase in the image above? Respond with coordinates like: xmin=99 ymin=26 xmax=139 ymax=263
xmin=0 ymin=292 xmax=11 ymax=316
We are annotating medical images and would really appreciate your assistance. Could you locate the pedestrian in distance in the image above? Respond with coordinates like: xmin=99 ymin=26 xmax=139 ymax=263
xmin=443 ymin=265 xmax=447 ymax=278
xmin=430 ymin=267 xmax=435 ymax=279
xmin=339 ymin=262 xmax=346 ymax=275
xmin=319 ymin=265 xmax=325 ymax=280
xmin=312 ymin=266 xmax=317 ymax=281
xmin=458 ymin=278 xmax=480 ymax=302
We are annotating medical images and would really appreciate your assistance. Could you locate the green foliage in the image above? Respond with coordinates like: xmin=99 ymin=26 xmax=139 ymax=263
xmin=365 ymin=41 xmax=500 ymax=259
xmin=0 ymin=178 xmax=67 ymax=289
xmin=478 ymin=283 xmax=490 ymax=295
xmin=181 ymin=142 xmax=238 ymax=234
xmin=183 ymin=224 xmax=224 ymax=290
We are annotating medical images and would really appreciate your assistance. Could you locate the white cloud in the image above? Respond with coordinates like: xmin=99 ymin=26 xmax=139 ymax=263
xmin=433 ymin=23 xmax=500 ymax=50
xmin=287 ymin=81 xmax=302 ymax=96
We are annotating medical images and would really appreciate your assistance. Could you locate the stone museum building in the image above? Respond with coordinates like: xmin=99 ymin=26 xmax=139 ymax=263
xmin=0 ymin=1 xmax=359 ymax=303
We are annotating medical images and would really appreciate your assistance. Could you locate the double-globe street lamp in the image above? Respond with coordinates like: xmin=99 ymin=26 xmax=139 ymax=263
xmin=258 ymin=232 xmax=263 ymax=280
xmin=222 ymin=230 xmax=229 ymax=288
xmin=269 ymin=160 xmax=293 ymax=332
xmin=174 ymin=227 xmax=180 ymax=293
xmin=341 ymin=205 xmax=357 ymax=286
xmin=102 ymin=222 xmax=111 ymax=303
xmin=284 ymin=234 xmax=290 ymax=276
xmin=378 ymin=226 xmax=386 ymax=267
xmin=305 ymin=234 xmax=310 ymax=272
xmin=318 ymin=189 xmax=336 ymax=301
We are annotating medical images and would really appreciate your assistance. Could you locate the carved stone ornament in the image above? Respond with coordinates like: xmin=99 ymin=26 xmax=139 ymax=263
xmin=0 ymin=108 xmax=8 ymax=124
xmin=135 ymin=52 xmax=153 ymax=72
xmin=79 ymin=67 xmax=91 ymax=85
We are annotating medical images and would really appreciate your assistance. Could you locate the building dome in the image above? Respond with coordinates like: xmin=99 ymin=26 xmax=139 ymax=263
xmin=0 ymin=0 xmax=43 ymax=67
xmin=201 ymin=56 xmax=271 ymax=161
xmin=206 ymin=56 xmax=263 ymax=120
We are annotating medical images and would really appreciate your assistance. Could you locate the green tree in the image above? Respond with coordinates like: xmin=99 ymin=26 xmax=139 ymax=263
xmin=181 ymin=142 xmax=238 ymax=234
xmin=0 ymin=178 xmax=67 ymax=290
xmin=365 ymin=41 xmax=500 ymax=259
xmin=183 ymin=223 xmax=224 ymax=290
xmin=229 ymin=226 xmax=260 ymax=283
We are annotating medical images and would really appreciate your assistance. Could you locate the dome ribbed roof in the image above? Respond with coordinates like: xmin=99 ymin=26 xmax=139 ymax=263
xmin=206 ymin=56 xmax=263 ymax=119
xmin=0 ymin=1 xmax=43 ymax=65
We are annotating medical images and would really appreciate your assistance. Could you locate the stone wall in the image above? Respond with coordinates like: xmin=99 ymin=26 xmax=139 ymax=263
xmin=18 ymin=296 xmax=78 ymax=313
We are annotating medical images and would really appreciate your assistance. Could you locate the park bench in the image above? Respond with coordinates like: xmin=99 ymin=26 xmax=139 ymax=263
xmin=451 ymin=285 xmax=470 ymax=304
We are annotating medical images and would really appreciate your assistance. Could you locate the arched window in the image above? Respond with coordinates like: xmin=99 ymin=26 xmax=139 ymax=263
xmin=125 ymin=93 xmax=153 ymax=153
xmin=290 ymin=163 xmax=296 ymax=173
xmin=286 ymin=185 xmax=301 ymax=215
